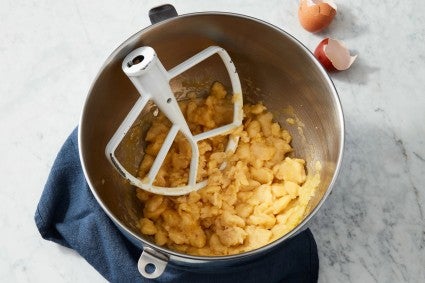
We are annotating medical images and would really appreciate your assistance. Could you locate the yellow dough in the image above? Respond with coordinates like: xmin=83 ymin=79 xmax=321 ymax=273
xmin=135 ymin=82 xmax=319 ymax=256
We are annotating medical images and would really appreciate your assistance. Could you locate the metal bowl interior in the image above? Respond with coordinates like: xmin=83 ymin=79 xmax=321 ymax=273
xmin=79 ymin=13 xmax=343 ymax=262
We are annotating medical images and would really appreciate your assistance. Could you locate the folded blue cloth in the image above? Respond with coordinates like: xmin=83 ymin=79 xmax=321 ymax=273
xmin=35 ymin=128 xmax=319 ymax=282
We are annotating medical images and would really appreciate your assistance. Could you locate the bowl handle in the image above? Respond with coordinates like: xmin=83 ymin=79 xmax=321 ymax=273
xmin=149 ymin=4 xmax=178 ymax=24
xmin=137 ymin=247 xmax=169 ymax=279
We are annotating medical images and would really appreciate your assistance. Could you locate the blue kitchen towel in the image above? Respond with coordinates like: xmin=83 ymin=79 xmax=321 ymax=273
xmin=35 ymin=128 xmax=319 ymax=283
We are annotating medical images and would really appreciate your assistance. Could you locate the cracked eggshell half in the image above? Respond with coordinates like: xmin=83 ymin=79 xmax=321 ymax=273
xmin=314 ymin=38 xmax=357 ymax=72
xmin=298 ymin=0 xmax=337 ymax=32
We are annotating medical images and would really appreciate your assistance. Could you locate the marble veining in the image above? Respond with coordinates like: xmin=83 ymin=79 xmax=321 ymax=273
xmin=1 ymin=0 xmax=424 ymax=282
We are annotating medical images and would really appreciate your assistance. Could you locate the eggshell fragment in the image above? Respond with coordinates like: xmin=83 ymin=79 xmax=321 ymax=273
xmin=314 ymin=38 xmax=357 ymax=71
xmin=298 ymin=0 xmax=337 ymax=33
xmin=314 ymin=38 xmax=335 ymax=71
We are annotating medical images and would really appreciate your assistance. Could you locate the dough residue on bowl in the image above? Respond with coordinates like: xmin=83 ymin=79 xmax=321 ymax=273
xmin=134 ymin=82 xmax=320 ymax=256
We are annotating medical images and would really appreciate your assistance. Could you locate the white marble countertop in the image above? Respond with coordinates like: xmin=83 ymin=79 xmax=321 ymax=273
xmin=1 ymin=0 xmax=424 ymax=282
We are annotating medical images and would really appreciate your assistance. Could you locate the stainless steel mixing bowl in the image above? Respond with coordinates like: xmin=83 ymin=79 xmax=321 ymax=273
xmin=78 ymin=5 xmax=344 ymax=279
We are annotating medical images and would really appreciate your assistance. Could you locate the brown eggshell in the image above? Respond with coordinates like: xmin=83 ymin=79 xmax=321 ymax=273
xmin=298 ymin=0 xmax=337 ymax=33
xmin=324 ymin=38 xmax=357 ymax=70
xmin=314 ymin=38 xmax=336 ymax=71
xmin=314 ymin=38 xmax=357 ymax=71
